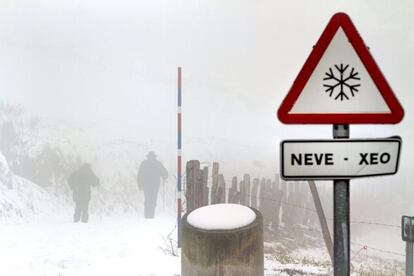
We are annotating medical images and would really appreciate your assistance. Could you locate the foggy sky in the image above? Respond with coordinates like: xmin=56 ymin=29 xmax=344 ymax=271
xmin=1 ymin=0 xmax=414 ymax=175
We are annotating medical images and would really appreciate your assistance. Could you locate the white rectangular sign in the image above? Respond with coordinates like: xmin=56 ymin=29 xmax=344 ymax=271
xmin=280 ymin=137 xmax=401 ymax=180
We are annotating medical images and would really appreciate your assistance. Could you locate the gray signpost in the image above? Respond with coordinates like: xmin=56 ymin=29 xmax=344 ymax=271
xmin=402 ymin=216 xmax=414 ymax=276
xmin=277 ymin=13 xmax=404 ymax=275
xmin=333 ymin=125 xmax=350 ymax=275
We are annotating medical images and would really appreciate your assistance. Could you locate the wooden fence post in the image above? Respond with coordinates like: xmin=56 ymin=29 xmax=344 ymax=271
xmin=280 ymin=179 xmax=288 ymax=225
xmin=239 ymin=180 xmax=246 ymax=206
xmin=295 ymin=181 xmax=307 ymax=225
xmin=271 ymin=178 xmax=283 ymax=229
xmin=217 ymin=174 xmax=226 ymax=204
xmin=239 ymin=180 xmax=245 ymax=205
xmin=243 ymin=174 xmax=251 ymax=206
xmin=258 ymin=178 xmax=272 ymax=228
xmin=251 ymin=178 xmax=260 ymax=209
xmin=201 ymin=166 xmax=209 ymax=206
xmin=211 ymin=162 xmax=219 ymax=204
xmin=283 ymin=181 xmax=296 ymax=226
xmin=265 ymin=179 xmax=273 ymax=228
xmin=186 ymin=160 xmax=200 ymax=213
xmin=228 ymin=176 xmax=239 ymax=204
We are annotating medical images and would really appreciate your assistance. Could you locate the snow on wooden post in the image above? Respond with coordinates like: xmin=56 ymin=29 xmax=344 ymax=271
xmin=182 ymin=204 xmax=264 ymax=276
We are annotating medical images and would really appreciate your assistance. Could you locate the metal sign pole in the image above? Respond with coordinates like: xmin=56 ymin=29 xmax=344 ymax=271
xmin=333 ymin=124 xmax=350 ymax=276
xmin=406 ymin=241 xmax=413 ymax=276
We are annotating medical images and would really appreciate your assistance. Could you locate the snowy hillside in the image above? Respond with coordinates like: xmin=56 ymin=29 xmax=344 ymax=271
xmin=0 ymin=152 xmax=71 ymax=222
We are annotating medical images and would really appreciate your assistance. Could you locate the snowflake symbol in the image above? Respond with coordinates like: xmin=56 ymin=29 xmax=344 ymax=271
xmin=323 ymin=63 xmax=361 ymax=101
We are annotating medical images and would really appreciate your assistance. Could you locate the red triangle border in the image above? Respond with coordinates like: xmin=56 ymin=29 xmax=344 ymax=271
xmin=277 ymin=12 xmax=404 ymax=124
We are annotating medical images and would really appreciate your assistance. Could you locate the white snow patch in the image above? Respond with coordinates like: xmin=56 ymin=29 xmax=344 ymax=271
xmin=0 ymin=152 xmax=71 ymax=222
xmin=0 ymin=215 xmax=180 ymax=276
xmin=187 ymin=203 xmax=256 ymax=230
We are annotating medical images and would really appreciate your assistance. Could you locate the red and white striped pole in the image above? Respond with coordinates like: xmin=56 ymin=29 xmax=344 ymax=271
xmin=177 ymin=67 xmax=182 ymax=248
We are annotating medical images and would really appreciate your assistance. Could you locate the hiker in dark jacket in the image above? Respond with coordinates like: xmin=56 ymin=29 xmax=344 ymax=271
xmin=68 ymin=163 xmax=99 ymax=223
xmin=137 ymin=152 xmax=168 ymax=218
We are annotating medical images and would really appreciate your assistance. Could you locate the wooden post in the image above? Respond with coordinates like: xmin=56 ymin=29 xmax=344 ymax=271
xmin=297 ymin=181 xmax=308 ymax=225
xmin=182 ymin=207 xmax=264 ymax=276
xmin=294 ymin=183 xmax=301 ymax=225
xmin=217 ymin=174 xmax=226 ymax=204
xmin=258 ymin=178 xmax=266 ymax=220
xmin=274 ymin=174 xmax=280 ymax=190
xmin=302 ymin=194 xmax=313 ymax=225
xmin=258 ymin=179 xmax=272 ymax=228
xmin=232 ymin=177 xmax=241 ymax=204
xmin=239 ymin=179 xmax=246 ymax=206
xmin=271 ymin=177 xmax=282 ymax=229
xmin=284 ymin=181 xmax=295 ymax=226
xmin=240 ymin=180 xmax=245 ymax=205
xmin=274 ymin=189 xmax=283 ymax=229
xmin=264 ymin=179 xmax=272 ymax=228
xmin=186 ymin=160 xmax=200 ymax=213
xmin=251 ymin=178 xmax=260 ymax=209
xmin=281 ymin=179 xmax=288 ymax=225
xmin=211 ymin=162 xmax=219 ymax=204
xmin=228 ymin=176 xmax=238 ymax=204
xmin=201 ymin=166 xmax=209 ymax=206
xmin=243 ymin=174 xmax=251 ymax=206
xmin=196 ymin=167 xmax=204 ymax=209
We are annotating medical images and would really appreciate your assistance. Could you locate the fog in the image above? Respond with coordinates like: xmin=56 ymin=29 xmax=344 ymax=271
xmin=0 ymin=0 xmax=413 ymax=274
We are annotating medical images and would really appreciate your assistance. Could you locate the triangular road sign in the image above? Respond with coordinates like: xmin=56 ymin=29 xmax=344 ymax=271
xmin=278 ymin=12 xmax=404 ymax=124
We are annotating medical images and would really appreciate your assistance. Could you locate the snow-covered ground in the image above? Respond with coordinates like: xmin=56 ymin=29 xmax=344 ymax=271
xmin=0 ymin=151 xmax=406 ymax=276
xmin=1 ymin=215 xmax=405 ymax=276
xmin=1 ymin=151 xmax=180 ymax=276
xmin=0 ymin=214 xmax=180 ymax=276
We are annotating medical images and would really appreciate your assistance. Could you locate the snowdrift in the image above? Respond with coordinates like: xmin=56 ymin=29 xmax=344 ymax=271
xmin=0 ymin=152 xmax=69 ymax=222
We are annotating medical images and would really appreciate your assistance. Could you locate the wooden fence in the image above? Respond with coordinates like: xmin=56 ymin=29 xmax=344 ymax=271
xmin=185 ymin=160 xmax=320 ymax=229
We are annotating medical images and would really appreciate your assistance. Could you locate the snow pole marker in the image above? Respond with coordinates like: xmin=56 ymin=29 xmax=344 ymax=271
xmin=177 ymin=67 xmax=182 ymax=248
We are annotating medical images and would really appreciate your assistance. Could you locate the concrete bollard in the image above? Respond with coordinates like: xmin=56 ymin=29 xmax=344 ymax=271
xmin=181 ymin=204 xmax=264 ymax=276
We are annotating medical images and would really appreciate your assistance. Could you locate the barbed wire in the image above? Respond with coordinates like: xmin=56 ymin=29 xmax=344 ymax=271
xmin=182 ymin=180 xmax=405 ymax=259
xmin=279 ymin=225 xmax=405 ymax=257
xmin=350 ymin=241 xmax=405 ymax=257
xmin=200 ymin=185 xmax=402 ymax=229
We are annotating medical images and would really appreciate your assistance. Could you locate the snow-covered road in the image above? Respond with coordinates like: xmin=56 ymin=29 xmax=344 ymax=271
xmin=0 ymin=215 xmax=180 ymax=276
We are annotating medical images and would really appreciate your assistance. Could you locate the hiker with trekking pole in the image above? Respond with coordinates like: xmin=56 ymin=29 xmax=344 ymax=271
xmin=137 ymin=151 xmax=168 ymax=219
